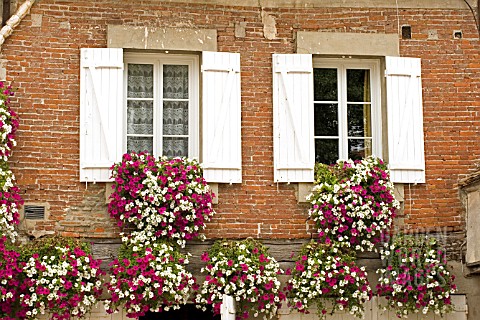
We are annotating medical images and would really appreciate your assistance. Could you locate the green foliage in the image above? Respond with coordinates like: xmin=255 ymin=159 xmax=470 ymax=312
xmin=19 ymin=235 xmax=91 ymax=262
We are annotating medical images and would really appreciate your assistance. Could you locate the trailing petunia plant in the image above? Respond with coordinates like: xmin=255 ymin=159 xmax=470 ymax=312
xmin=376 ymin=234 xmax=457 ymax=318
xmin=0 ymin=83 xmax=19 ymax=161
xmin=0 ymin=82 xmax=22 ymax=242
xmin=0 ymin=162 xmax=22 ymax=242
xmin=308 ymin=156 xmax=400 ymax=252
xmin=109 ymin=153 xmax=215 ymax=247
xmin=286 ymin=241 xmax=372 ymax=319
xmin=19 ymin=236 xmax=104 ymax=320
xmin=0 ymin=235 xmax=25 ymax=320
xmin=195 ymin=238 xmax=285 ymax=320
xmin=105 ymin=236 xmax=196 ymax=318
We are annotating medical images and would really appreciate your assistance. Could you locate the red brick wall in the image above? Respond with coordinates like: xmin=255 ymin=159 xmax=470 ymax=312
xmin=2 ymin=1 xmax=479 ymax=241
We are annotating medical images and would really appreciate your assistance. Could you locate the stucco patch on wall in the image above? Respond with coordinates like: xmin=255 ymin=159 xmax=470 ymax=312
xmin=261 ymin=10 xmax=277 ymax=40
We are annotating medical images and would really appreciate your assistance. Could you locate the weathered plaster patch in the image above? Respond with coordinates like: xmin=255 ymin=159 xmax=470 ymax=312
xmin=235 ymin=21 xmax=247 ymax=38
xmin=30 ymin=14 xmax=42 ymax=27
xmin=261 ymin=10 xmax=277 ymax=40
xmin=428 ymin=29 xmax=439 ymax=40
xmin=0 ymin=59 xmax=6 ymax=81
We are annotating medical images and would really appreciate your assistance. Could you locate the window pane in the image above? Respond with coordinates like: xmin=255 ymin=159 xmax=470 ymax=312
xmin=127 ymin=136 xmax=153 ymax=154
xmin=163 ymin=101 xmax=188 ymax=135
xmin=127 ymin=64 xmax=154 ymax=99
xmin=163 ymin=137 xmax=188 ymax=157
xmin=314 ymin=103 xmax=338 ymax=136
xmin=348 ymin=138 xmax=372 ymax=160
xmin=347 ymin=104 xmax=371 ymax=137
xmin=315 ymin=139 xmax=338 ymax=165
xmin=127 ymin=100 xmax=153 ymax=135
xmin=314 ymin=68 xmax=337 ymax=101
xmin=163 ymin=65 xmax=189 ymax=99
xmin=347 ymin=69 xmax=371 ymax=102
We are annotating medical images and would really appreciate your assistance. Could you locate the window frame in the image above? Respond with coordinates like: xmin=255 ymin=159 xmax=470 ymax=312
xmin=312 ymin=58 xmax=383 ymax=162
xmin=123 ymin=52 xmax=200 ymax=159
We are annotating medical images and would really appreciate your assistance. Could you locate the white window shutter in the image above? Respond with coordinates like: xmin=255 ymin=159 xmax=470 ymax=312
xmin=79 ymin=48 xmax=124 ymax=182
xmin=202 ymin=51 xmax=242 ymax=183
xmin=386 ymin=56 xmax=425 ymax=183
xmin=272 ymin=54 xmax=314 ymax=183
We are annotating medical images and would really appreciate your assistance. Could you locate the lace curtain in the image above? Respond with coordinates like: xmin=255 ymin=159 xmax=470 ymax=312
xmin=162 ymin=65 xmax=189 ymax=157
xmin=126 ymin=63 xmax=189 ymax=157
xmin=127 ymin=64 xmax=154 ymax=153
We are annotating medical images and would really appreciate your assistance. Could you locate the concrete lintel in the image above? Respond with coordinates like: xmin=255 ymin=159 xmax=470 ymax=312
xmin=297 ymin=32 xmax=399 ymax=56
xmin=107 ymin=25 xmax=217 ymax=52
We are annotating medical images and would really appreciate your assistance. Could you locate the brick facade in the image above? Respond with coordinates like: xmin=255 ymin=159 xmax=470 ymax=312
xmin=1 ymin=1 xmax=478 ymax=248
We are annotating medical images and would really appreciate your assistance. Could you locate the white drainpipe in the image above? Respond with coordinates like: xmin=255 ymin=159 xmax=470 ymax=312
xmin=0 ymin=0 xmax=37 ymax=48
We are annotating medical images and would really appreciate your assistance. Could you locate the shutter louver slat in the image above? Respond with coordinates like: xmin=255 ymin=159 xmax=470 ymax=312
xmin=386 ymin=56 xmax=425 ymax=183
xmin=272 ymin=54 xmax=314 ymax=183
xmin=80 ymin=48 xmax=124 ymax=182
xmin=202 ymin=51 xmax=242 ymax=183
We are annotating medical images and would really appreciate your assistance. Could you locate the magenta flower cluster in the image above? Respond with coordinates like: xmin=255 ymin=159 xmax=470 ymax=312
xmin=286 ymin=241 xmax=372 ymax=319
xmin=0 ymin=83 xmax=19 ymax=161
xmin=376 ymin=235 xmax=457 ymax=317
xmin=20 ymin=241 xmax=104 ymax=320
xmin=105 ymin=238 xmax=197 ymax=318
xmin=308 ymin=157 xmax=399 ymax=252
xmin=0 ymin=82 xmax=22 ymax=241
xmin=195 ymin=239 xmax=285 ymax=320
xmin=106 ymin=153 xmax=214 ymax=317
xmin=0 ymin=236 xmax=104 ymax=320
xmin=0 ymin=236 xmax=24 ymax=319
xmin=0 ymin=168 xmax=23 ymax=241
xmin=109 ymin=153 xmax=215 ymax=246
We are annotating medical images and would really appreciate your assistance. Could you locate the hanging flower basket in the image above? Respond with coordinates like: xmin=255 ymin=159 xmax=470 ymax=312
xmin=376 ymin=234 xmax=457 ymax=318
xmin=286 ymin=241 xmax=372 ymax=319
xmin=19 ymin=236 xmax=104 ymax=320
xmin=109 ymin=153 xmax=215 ymax=247
xmin=308 ymin=156 xmax=399 ymax=252
xmin=0 ymin=236 xmax=24 ymax=320
xmin=195 ymin=239 xmax=284 ymax=320
xmin=105 ymin=237 xmax=196 ymax=319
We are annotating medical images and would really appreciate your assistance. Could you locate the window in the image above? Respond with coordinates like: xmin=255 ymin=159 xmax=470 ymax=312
xmin=273 ymin=54 xmax=425 ymax=184
xmin=124 ymin=53 xmax=199 ymax=158
xmin=80 ymin=48 xmax=242 ymax=183
xmin=313 ymin=59 xmax=382 ymax=164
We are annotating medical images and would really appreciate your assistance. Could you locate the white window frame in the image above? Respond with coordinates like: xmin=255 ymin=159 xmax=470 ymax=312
xmin=313 ymin=58 xmax=382 ymax=162
xmin=123 ymin=53 xmax=200 ymax=159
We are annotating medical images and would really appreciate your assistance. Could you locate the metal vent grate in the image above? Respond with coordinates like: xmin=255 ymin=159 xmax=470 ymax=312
xmin=24 ymin=205 xmax=46 ymax=220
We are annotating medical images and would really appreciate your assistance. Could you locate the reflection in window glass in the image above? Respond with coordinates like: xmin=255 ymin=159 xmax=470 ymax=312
xmin=314 ymin=68 xmax=337 ymax=101
xmin=314 ymin=104 xmax=338 ymax=136
xmin=347 ymin=69 xmax=370 ymax=102
xmin=348 ymin=138 xmax=372 ymax=160
xmin=315 ymin=139 xmax=339 ymax=165
xmin=347 ymin=104 xmax=371 ymax=138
